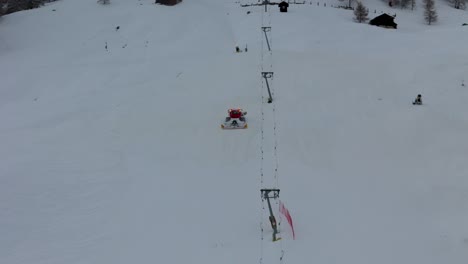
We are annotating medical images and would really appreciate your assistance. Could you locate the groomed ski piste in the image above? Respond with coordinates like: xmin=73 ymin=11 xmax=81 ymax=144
xmin=1 ymin=0 xmax=468 ymax=264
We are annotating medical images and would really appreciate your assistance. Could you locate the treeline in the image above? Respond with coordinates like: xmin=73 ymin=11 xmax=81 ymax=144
xmin=1 ymin=0 xmax=59 ymax=16
xmin=386 ymin=0 xmax=465 ymax=10
xmin=385 ymin=0 xmax=417 ymax=10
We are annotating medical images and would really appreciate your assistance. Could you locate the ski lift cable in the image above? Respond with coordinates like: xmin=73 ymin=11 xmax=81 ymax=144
xmin=258 ymin=1 xmax=286 ymax=260
xmin=266 ymin=3 xmax=286 ymax=258
xmin=259 ymin=10 xmax=266 ymax=263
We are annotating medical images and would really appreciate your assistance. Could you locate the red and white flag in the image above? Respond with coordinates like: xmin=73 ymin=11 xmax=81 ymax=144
xmin=279 ymin=201 xmax=295 ymax=240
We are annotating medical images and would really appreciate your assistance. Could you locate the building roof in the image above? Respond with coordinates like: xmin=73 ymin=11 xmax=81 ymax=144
xmin=370 ymin=13 xmax=397 ymax=27
xmin=373 ymin=13 xmax=394 ymax=20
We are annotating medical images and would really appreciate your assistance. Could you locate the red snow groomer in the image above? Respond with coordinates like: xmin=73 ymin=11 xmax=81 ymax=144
xmin=221 ymin=108 xmax=248 ymax=129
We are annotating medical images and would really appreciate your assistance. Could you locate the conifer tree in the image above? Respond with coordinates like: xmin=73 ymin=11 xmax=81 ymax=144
xmin=354 ymin=1 xmax=369 ymax=23
xmin=97 ymin=0 xmax=110 ymax=5
xmin=423 ymin=0 xmax=437 ymax=25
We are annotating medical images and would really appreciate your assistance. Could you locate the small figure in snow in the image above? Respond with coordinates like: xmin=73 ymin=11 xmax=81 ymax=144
xmin=413 ymin=94 xmax=422 ymax=105
xmin=235 ymin=46 xmax=240 ymax=53
xmin=116 ymin=26 xmax=120 ymax=31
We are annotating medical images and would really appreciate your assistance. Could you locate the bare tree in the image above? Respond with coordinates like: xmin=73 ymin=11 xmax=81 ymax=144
xmin=97 ymin=0 xmax=110 ymax=4
xmin=354 ymin=1 xmax=369 ymax=22
xmin=411 ymin=0 xmax=416 ymax=10
xmin=453 ymin=0 xmax=466 ymax=9
xmin=28 ymin=0 xmax=43 ymax=9
xmin=5 ymin=0 xmax=27 ymax=13
xmin=400 ymin=0 xmax=410 ymax=8
xmin=0 ymin=0 xmax=5 ymax=16
xmin=2 ymin=0 xmax=54 ymax=14
xmin=423 ymin=0 xmax=437 ymax=25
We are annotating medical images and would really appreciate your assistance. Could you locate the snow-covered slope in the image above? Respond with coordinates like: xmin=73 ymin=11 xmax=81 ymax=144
xmin=1 ymin=0 xmax=467 ymax=264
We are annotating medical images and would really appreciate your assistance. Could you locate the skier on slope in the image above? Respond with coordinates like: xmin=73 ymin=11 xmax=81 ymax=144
xmin=413 ymin=94 xmax=422 ymax=105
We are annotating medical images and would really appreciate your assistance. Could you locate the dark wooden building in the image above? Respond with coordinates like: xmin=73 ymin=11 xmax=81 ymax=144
xmin=155 ymin=0 xmax=182 ymax=6
xmin=278 ymin=1 xmax=289 ymax=12
xmin=369 ymin=13 xmax=397 ymax=29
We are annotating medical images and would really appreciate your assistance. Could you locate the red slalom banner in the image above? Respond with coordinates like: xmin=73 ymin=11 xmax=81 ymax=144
xmin=279 ymin=201 xmax=295 ymax=240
